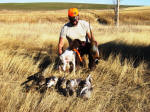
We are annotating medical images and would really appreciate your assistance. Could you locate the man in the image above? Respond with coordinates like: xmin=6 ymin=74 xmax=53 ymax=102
xmin=58 ymin=8 xmax=98 ymax=69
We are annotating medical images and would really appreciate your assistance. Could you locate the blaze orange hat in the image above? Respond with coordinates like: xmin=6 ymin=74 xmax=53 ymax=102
xmin=68 ymin=8 xmax=79 ymax=17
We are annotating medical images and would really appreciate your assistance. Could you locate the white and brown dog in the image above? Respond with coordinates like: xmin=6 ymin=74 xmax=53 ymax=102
xmin=59 ymin=39 xmax=83 ymax=74
xmin=59 ymin=49 xmax=76 ymax=74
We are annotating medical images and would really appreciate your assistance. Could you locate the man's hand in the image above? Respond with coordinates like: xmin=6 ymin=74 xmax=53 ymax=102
xmin=58 ymin=50 xmax=62 ymax=56
xmin=94 ymin=40 xmax=98 ymax=45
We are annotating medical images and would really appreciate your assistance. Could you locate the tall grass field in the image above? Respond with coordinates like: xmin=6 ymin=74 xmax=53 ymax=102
xmin=0 ymin=4 xmax=150 ymax=112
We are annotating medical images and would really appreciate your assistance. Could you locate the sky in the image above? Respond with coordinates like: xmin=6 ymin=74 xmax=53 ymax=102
xmin=0 ymin=0 xmax=150 ymax=6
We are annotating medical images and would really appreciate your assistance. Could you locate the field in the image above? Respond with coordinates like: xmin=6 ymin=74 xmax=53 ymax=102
xmin=0 ymin=3 xmax=150 ymax=112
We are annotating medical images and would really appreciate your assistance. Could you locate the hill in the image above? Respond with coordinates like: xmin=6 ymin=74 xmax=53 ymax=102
xmin=0 ymin=2 xmax=135 ymax=11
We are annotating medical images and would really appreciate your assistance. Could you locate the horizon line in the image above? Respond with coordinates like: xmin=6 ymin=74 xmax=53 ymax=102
xmin=0 ymin=2 xmax=145 ymax=6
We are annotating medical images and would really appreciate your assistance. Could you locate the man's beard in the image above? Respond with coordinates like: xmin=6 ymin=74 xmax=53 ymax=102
xmin=70 ymin=20 xmax=78 ymax=25
xmin=69 ymin=16 xmax=79 ymax=26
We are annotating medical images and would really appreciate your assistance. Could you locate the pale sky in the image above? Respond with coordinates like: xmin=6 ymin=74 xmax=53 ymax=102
xmin=0 ymin=0 xmax=150 ymax=6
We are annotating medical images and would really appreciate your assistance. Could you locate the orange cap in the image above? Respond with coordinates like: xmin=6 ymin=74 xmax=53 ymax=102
xmin=68 ymin=8 xmax=79 ymax=17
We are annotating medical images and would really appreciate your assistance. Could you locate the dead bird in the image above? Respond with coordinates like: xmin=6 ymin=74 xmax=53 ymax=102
xmin=55 ymin=77 xmax=68 ymax=96
xmin=46 ymin=76 xmax=58 ymax=88
xmin=66 ymin=78 xmax=82 ymax=96
xmin=77 ymin=74 xmax=93 ymax=99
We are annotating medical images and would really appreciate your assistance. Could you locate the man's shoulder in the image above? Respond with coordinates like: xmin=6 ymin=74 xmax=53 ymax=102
xmin=78 ymin=20 xmax=89 ymax=25
xmin=63 ymin=22 xmax=72 ymax=27
xmin=78 ymin=20 xmax=90 ymax=28
xmin=61 ymin=22 xmax=71 ymax=31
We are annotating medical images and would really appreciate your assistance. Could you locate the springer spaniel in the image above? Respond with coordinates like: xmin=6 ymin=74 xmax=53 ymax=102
xmin=59 ymin=39 xmax=83 ymax=74
xmin=59 ymin=49 xmax=76 ymax=74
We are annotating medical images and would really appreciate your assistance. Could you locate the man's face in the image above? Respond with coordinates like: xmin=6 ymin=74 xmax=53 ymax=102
xmin=68 ymin=16 xmax=79 ymax=25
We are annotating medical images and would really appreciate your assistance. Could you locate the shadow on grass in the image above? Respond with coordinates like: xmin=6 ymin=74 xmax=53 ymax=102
xmin=33 ymin=44 xmax=60 ymax=73
xmin=98 ymin=41 xmax=150 ymax=68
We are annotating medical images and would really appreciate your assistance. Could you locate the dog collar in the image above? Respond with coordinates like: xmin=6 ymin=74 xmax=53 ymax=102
xmin=73 ymin=48 xmax=82 ymax=62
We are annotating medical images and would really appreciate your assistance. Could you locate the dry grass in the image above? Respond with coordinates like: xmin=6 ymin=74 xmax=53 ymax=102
xmin=91 ymin=6 xmax=150 ymax=25
xmin=0 ymin=7 xmax=150 ymax=112
xmin=0 ymin=6 xmax=150 ymax=25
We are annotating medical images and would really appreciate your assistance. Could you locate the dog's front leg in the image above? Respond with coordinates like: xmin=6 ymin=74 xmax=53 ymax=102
xmin=62 ymin=61 xmax=67 ymax=72
xmin=73 ymin=57 xmax=75 ymax=75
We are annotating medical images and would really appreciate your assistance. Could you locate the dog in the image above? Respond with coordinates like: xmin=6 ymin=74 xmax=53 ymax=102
xmin=59 ymin=49 xmax=76 ymax=74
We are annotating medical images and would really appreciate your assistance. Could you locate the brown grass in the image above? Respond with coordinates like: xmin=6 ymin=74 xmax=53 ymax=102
xmin=0 ymin=7 xmax=150 ymax=112
xmin=0 ymin=7 xmax=150 ymax=25
xmin=0 ymin=6 xmax=150 ymax=25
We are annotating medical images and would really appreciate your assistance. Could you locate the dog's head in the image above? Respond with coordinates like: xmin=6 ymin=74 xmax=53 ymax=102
xmin=59 ymin=50 xmax=75 ymax=73
xmin=69 ymin=39 xmax=82 ymax=50
xmin=59 ymin=60 xmax=71 ymax=72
